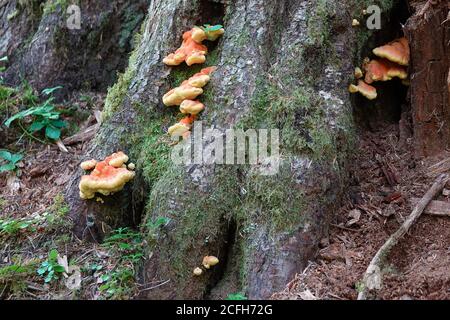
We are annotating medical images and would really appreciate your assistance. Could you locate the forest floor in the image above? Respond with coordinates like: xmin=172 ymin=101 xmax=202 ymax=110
xmin=1 ymin=90 xmax=449 ymax=299
xmin=273 ymin=123 xmax=450 ymax=300
xmin=0 ymin=92 xmax=149 ymax=299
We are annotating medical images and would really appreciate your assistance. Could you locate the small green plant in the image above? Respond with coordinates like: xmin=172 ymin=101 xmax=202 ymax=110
xmin=201 ymin=24 xmax=223 ymax=32
xmin=355 ymin=281 xmax=365 ymax=293
xmin=226 ymin=293 xmax=248 ymax=300
xmin=0 ymin=150 xmax=23 ymax=172
xmin=99 ymin=227 xmax=144 ymax=299
xmin=4 ymin=86 xmax=66 ymax=141
xmin=0 ymin=260 xmax=39 ymax=297
xmin=37 ymin=249 xmax=65 ymax=283
xmin=0 ymin=218 xmax=33 ymax=236
xmin=146 ymin=217 xmax=170 ymax=233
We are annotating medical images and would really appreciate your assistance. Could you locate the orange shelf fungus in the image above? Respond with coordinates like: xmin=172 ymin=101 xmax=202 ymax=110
xmin=372 ymin=37 xmax=410 ymax=66
xmin=163 ymin=25 xmax=224 ymax=67
xmin=354 ymin=67 xmax=363 ymax=79
xmin=363 ymin=59 xmax=408 ymax=84
xmin=191 ymin=25 xmax=225 ymax=43
xmin=79 ymin=152 xmax=135 ymax=200
xmin=180 ymin=100 xmax=205 ymax=115
xmin=163 ymin=67 xmax=216 ymax=106
xmin=349 ymin=80 xmax=377 ymax=100
xmin=168 ymin=115 xmax=196 ymax=139
xmin=80 ymin=159 xmax=97 ymax=171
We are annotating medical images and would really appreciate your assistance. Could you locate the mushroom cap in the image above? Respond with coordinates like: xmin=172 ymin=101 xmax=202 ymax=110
xmin=191 ymin=27 xmax=207 ymax=43
xmin=163 ymin=30 xmax=208 ymax=66
xmin=202 ymin=255 xmax=219 ymax=269
xmin=193 ymin=267 xmax=203 ymax=276
xmin=348 ymin=80 xmax=377 ymax=100
xmin=364 ymin=59 xmax=408 ymax=84
xmin=168 ymin=123 xmax=190 ymax=138
xmin=180 ymin=100 xmax=205 ymax=115
xmin=372 ymin=37 xmax=410 ymax=66
xmin=163 ymin=67 xmax=216 ymax=106
xmin=80 ymin=159 xmax=97 ymax=171
xmin=354 ymin=67 xmax=363 ymax=79
xmin=107 ymin=151 xmax=129 ymax=168
xmin=163 ymin=85 xmax=204 ymax=106
xmin=79 ymin=155 xmax=135 ymax=200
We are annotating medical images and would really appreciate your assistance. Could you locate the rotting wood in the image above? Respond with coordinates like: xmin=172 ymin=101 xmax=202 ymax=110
xmin=357 ymin=174 xmax=448 ymax=300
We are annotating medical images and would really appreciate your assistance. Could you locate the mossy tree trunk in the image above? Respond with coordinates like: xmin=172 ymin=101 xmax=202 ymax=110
xmin=1 ymin=0 xmax=148 ymax=97
xmin=64 ymin=0 xmax=366 ymax=299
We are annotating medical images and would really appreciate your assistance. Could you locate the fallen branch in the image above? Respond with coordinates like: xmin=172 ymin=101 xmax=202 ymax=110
xmin=410 ymin=198 xmax=450 ymax=217
xmin=357 ymin=174 xmax=448 ymax=300
xmin=62 ymin=124 xmax=99 ymax=145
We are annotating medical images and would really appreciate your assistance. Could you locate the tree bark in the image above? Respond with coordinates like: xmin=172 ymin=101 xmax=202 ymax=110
xmin=405 ymin=0 xmax=450 ymax=157
xmin=1 ymin=0 xmax=148 ymax=97
xmin=62 ymin=0 xmax=369 ymax=299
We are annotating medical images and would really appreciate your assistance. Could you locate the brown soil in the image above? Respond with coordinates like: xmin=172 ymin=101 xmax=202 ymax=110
xmin=273 ymin=123 xmax=450 ymax=300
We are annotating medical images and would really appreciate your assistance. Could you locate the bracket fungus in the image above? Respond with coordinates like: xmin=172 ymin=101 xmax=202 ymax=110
xmin=80 ymin=159 xmax=97 ymax=171
xmin=191 ymin=25 xmax=225 ymax=43
xmin=363 ymin=59 xmax=408 ymax=84
xmin=79 ymin=152 xmax=135 ymax=200
xmin=202 ymin=255 xmax=219 ymax=269
xmin=163 ymin=67 xmax=216 ymax=106
xmin=163 ymin=25 xmax=224 ymax=66
xmin=372 ymin=37 xmax=410 ymax=67
xmin=180 ymin=100 xmax=205 ymax=115
xmin=349 ymin=80 xmax=377 ymax=100
xmin=168 ymin=115 xmax=196 ymax=139
xmin=349 ymin=38 xmax=410 ymax=100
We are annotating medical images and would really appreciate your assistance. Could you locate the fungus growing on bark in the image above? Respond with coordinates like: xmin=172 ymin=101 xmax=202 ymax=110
xmin=163 ymin=25 xmax=224 ymax=66
xmin=168 ymin=115 xmax=196 ymax=138
xmin=191 ymin=25 xmax=225 ymax=43
xmin=354 ymin=67 xmax=363 ymax=79
xmin=372 ymin=37 xmax=410 ymax=66
xmin=180 ymin=100 xmax=205 ymax=115
xmin=80 ymin=159 xmax=97 ymax=171
xmin=349 ymin=80 xmax=377 ymax=100
xmin=202 ymin=255 xmax=219 ymax=269
xmin=163 ymin=67 xmax=216 ymax=106
xmin=352 ymin=19 xmax=360 ymax=27
xmin=79 ymin=152 xmax=135 ymax=200
xmin=364 ymin=59 xmax=408 ymax=84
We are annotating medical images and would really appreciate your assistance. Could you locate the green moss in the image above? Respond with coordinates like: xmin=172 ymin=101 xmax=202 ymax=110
xmin=306 ymin=0 xmax=330 ymax=47
xmin=132 ymin=115 xmax=173 ymax=188
xmin=119 ymin=7 xmax=144 ymax=49
xmin=238 ymin=162 xmax=307 ymax=235
xmin=42 ymin=0 xmax=69 ymax=16
xmin=7 ymin=9 xmax=20 ymax=21
xmin=143 ymin=165 xmax=241 ymax=282
xmin=103 ymin=33 xmax=141 ymax=121
xmin=238 ymin=79 xmax=336 ymax=162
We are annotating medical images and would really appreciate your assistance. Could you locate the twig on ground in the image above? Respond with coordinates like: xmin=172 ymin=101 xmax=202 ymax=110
xmin=357 ymin=174 xmax=448 ymax=300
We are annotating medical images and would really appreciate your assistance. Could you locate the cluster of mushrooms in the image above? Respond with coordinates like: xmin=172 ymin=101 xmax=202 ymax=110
xmin=163 ymin=25 xmax=225 ymax=139
xmin=193 ymin=255 xmax=219 ymax=276
xmin=77 ymin=25 xmax=225 ymax=199
xmin=78 ymin=151 xmax=135 ymax=200
xmin=349 ymin=37 xmax=410 ymax=100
